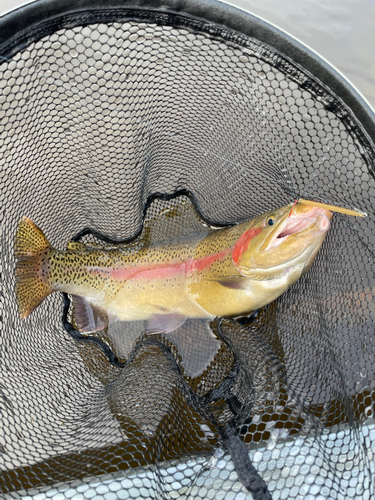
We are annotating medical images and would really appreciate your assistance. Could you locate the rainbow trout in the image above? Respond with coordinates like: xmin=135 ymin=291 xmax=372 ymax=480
xmin=14 ymin=202 xmax=332 ymax=334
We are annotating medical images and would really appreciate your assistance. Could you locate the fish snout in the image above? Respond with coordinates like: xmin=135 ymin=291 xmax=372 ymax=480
xmin=262 ymin=206 xmax=332 ymax=254
xmin=316 ymin=212 xmax=332 ymax=232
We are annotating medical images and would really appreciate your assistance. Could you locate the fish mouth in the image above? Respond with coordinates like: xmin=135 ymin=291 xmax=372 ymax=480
xmin=265 ymin=207 xmax=332 ymax=251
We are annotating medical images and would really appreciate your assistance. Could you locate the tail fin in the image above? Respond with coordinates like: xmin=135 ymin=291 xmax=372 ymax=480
xmin=14 ymin=217 xmax=53 ymax=318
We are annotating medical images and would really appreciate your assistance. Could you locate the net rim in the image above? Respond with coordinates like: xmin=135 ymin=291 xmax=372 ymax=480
xmin=0 ymin=0 xmax=374 ymax=147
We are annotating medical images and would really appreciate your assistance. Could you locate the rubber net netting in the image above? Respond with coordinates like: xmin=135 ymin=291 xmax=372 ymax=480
xmin=0 ymin=7 xmax=374 ymax=500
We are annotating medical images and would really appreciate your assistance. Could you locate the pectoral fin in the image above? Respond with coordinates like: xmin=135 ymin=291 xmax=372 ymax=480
xmin=205 ymin=276 xmax=248 ymax=290
xmin=146 ymin=313 xmax=187 ymax=334
xmin=72 ymin=295 xmax=113 ymax=333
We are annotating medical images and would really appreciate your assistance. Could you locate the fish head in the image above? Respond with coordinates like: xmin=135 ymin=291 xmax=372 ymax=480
xmin=233 ymin=202 xmax=332 ymax=282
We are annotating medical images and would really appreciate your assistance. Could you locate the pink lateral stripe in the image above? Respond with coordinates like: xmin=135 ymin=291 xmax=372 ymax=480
xmin=111 ymin=261 xmax=188 ymax=281
xmin=187 ymin=247 xmax=232 ymax=274
xmin=89 ymin=247 xmax=233 ymax=282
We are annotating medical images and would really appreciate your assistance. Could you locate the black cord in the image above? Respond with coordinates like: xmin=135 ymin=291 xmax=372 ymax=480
xmin=219 ymin=420 xmax=272 ymax=500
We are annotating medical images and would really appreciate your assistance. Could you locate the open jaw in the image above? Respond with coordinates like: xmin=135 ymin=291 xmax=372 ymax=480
xmin=278 ymin=217 xmax=315 ymax=238
xmin=266 ymin=213 xmax=330 ymax=250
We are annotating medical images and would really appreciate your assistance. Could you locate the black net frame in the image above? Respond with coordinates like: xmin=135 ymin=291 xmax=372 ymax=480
xmin=0 ymin=1 xmax=374 ymax=499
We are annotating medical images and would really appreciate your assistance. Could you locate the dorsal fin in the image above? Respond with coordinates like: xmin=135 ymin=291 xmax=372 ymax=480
xmin=144 ymin=199 xmax=213 ymax=245
xmin=66 ymin=241 xmax=87 ymax=251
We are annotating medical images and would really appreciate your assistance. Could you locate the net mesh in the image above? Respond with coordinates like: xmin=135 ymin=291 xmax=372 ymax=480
xmin=0 ymin=7 xmax=374 ymax=500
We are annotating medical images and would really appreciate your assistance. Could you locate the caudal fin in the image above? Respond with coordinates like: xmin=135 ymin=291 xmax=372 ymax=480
xmin=14 ymin=217 xmax=53 ymax=318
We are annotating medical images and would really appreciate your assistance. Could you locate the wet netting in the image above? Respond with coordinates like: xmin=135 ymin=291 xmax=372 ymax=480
xmin=0 ymin=1 xmax=375 ymax=499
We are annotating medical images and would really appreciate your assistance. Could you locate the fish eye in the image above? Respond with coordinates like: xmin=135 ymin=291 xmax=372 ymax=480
xmin=267 ymin=217 xmax=276 ymax=226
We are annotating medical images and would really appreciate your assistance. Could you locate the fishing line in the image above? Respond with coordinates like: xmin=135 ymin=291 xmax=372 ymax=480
xmin=338 ymin=212 xmax=375 ymax=259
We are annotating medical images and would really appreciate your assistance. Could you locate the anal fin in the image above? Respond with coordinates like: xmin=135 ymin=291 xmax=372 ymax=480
xmin=146 ymin=313 xmax=187 ymax=334
xmin=72 ymin=295 xmax=113 ymax=333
